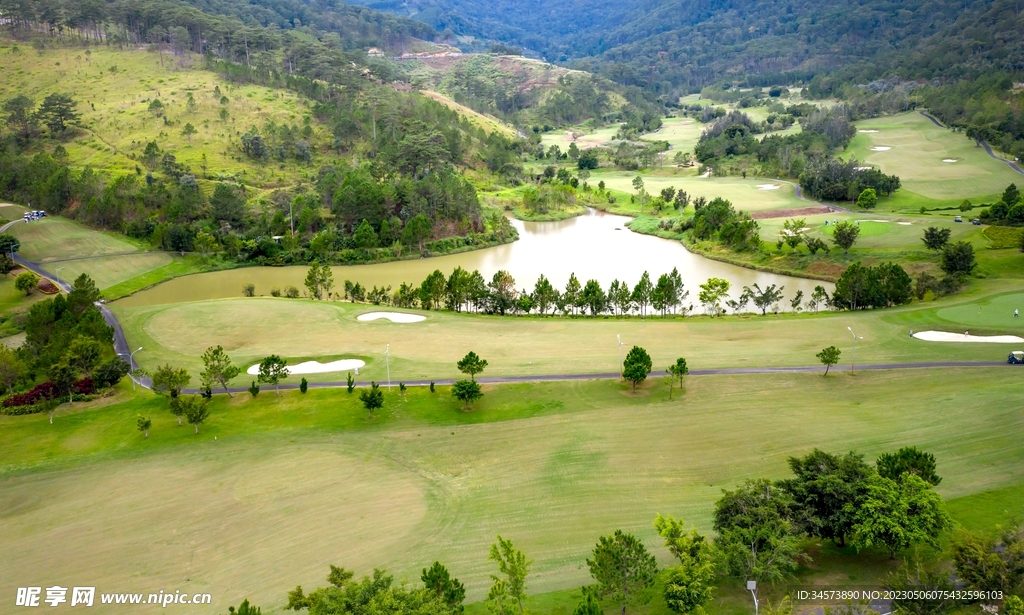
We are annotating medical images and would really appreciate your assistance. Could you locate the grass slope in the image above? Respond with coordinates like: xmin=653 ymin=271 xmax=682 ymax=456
xmin=847 ymin=112 xmax=1021 ymax=206
xmin=1 ymin=369 xmax=1022 ymax=614
xmin=0 ymin=43 xmax=325 ymax=189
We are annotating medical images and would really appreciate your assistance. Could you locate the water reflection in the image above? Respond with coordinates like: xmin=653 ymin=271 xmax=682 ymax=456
xmin=115 ymin=209 xmax=829 ymax=307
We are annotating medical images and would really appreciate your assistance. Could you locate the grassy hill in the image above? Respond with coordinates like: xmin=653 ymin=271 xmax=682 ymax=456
xmin=0 ymin=43 xmax=326 ymax=190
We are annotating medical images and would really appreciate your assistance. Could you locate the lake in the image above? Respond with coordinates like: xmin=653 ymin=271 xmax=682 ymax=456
xmin=114 ymin=209 xmax=829 ymax=307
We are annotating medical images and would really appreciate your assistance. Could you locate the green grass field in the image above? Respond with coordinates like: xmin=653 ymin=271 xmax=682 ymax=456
xmin=847 ymin=112 xmax=1021 ymax=206
xmin=0 ymin=43 xmax=325 ymax=188
xmin=593 ymin=171 xmax=807 ymax=214
xmin=2 ymin=367 xmax=1022 ymax=614
xmin=108 ymin=281 xmax=1024 ymax=386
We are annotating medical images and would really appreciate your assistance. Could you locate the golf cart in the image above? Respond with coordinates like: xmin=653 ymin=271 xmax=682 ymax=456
xmin=1009 ymin=351 xmax=1024 ymax=364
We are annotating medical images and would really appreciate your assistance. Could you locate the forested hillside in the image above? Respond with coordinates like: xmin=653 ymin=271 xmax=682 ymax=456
xmin=0 ymin=0 xmax=528 ymax=269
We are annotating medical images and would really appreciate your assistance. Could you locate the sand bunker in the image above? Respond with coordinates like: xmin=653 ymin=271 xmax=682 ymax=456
xmin=913 ymin=331 xmax=1024 ymax=343
xmin=858 ymin=129 xmax=879 ymax=133
xmin=246 ymin=359 xmax=366 ymax=376
xmin=943 ymin=159 xmax=958 ymax=163
xmin=898 ymin=222 xmax=912 ymax=225
xmin=357 ymin=311 xmax=427 ymax=323
xmin=865 ymin=220 xmax=890 ymax=223
xmin=870 ymin=146 xmax=892 ymax=151
xmin=855 ymin=166 xmax=873 ymax=171
xmin=756 ymin=184 xmax=781 ymax=190
xmin=698 ymin=171 xmax=711 ymax=178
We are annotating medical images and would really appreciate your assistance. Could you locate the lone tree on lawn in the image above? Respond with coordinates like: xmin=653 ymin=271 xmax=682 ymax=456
xmin=623 ymin=345 xmax=652 ymax=391
xmin=152 ymin=364 xmax=190 ymax=400
xmin=15 ymin=271 xmax=38 ymax=295
xmin=452 ymin=379 xmax=483 ymax=411
xmin=667 ymin=358 xmax=688 ymax=390
xmin=200 ymin=345 xmax=241 ymax=397
xmin=817 ymin=346 xmax=841 ymax=375
xmin=831 ymin=221 xmax=860 ymax=254
xmin=181 ymin=396 xmax=210 ymax=434
xmin=457 ymin=351 xmax=488 ymax=381
xmin=137 ymin=416 xmax=151 ymax=439
xmin=359 ymin=381 xmax=384 ymax=413
xmin=257 ymin=354 xmax=288 ymax=394
xmin=587 ymin=529 xmax=658 ymax=615
xmin=922 ymin=227 xmax=952 ymax=252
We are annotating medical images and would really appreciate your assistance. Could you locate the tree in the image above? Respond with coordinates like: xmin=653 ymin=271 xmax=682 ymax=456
xmin=654 ymin=514 xmax=715 ymax=615
xmin=421 ymin=561 xmax=466 ymax=612
xmin=352 ymin=219 xmax=379 ymax=249
xmin=876 ymin=447 xmax=941 ymax=485
xmin=581 ymin=279 xmax=607 ymax=316
xmin=588 ymin=530 xmax=658 ymax=615
xmin=15 ymin=271 xmax=38 ymax=295
xmin=622 ymin=345 xmax=652 ymax=391
xmin=809 ymin=286 xmax=830 ymax=313
xmin=489 ymin=536 xmax=531 ymax=615
xmin=921 ymin=227 xmax=951 ymax=252
xmin=698 ymin=278 xmax=730 ymax=316
xmin=779 ymin=450 xmax=873 ymax=546
xmin=402 ymin=213 xmax=432 ymax=251
xmin=883 ymin=560 xmax=958 ymax=615
xmin=0 ymin=344 xmax=26 ymax=393
xmin=631 ymin=272 xmax=653 ymax=317
xmin=248 ymin=381 xmax=260 ymax=396
xmin=346 ymin=372 xmax=355 ymax=393
xmin=137 ymin=416 xmax=152 ymax=439
xmin=713 ymin=479 xmax=804 ymax=583
xmin=304 ymin=262 xmax=334 ymax=300
xmin=457 ymin=351 xmax=488 ymax=381
xmin=67 ymin=336 xmax=102 ymax=376
xmin=855 ymin=188 xmax=877 ymax=209
xmin=951 ymin=524 xmax=1024 ymax=594
xmin=790 ymin=290 xmax=804 ymax=312
xmin=452 ymin=379 xmax=483 ymax=410
xmin=152 ymin=364 xmax=190 ymax=401
xmin=782 ymin=218 xmax=806 ymax=250
xmin=210 ymin=182 xmax=246 ymax=225
xmin=1002 ymin=183 xmax=1021 ymax=207
xmin=532 ymin=275 xmax=558 ymax=316
xmin=359 ymin=381 xmax=384 ymax=412
xmin=816 ymin=346 xmax=841 ymax=375
xmin=1007 ymin=596 xmax=1024 ymax=615
xmin=831 ymin=221 xmax=860 ymax=254
xmin=0 ymin=233 xmax=20 ymax=254
xmin=572 ymin=588 xmax=602 ymax=615
xmin=36 ymin=93 xmax=80 ymax=135
xmin=49 ymin=362 xmax=76 ymax=417
xmin=667 ymin=358 xmax=688 ymax=388
xmin=200 ymin=345 xmax=240 ymax=397
xmin=181 ymin=396 xmax=210 ymax=434
xmin=181 ymin=122 xmax=198 ymax=143
xmin=940 ymin=241 xmax=976 ymax=277
xmin=850 ymin=473 xmax=952 ymax=558
xmin=3 ymin=95 xmax=39 ymax=143
xmin=242 ymin=283 xmax=255 ymax=297
xmin=745 ymin=283 xmax=785 ymax=315
xmin=257 ymin=355 xmax=288 ymax=394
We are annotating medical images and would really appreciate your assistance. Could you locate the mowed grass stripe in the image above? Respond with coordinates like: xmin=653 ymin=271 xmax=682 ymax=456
xmin=2 ymin=370 xmax=1022 ymax=613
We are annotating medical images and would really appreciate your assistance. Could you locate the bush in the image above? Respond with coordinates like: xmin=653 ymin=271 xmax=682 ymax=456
xmin=3 ymin=377 xmax=93 ymax=407
xmin=248 ymin=380 xmax=259 ymax=396
xmin=94 ymin=358 xmax=130 ymax=388
xmin=300 ymin=377 xmax=308 ymax=393
xmin=284 ymin=286 xmax=300 ymax=298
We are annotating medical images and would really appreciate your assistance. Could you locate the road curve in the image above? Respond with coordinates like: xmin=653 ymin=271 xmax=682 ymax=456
xmin=919 ymin=110 xmax=1024 ymax=176
xmin=9 ymin=255 xmax=1013 ymax=395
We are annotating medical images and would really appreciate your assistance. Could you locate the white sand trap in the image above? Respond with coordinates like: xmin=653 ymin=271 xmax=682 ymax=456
xmin=858 ymin=129 xmax=879 ymax=133
xmin=855 ymin=166 xmax=873 ymax=171
xmin=246 ymin=359 xmax=366 ymax=376
xmin=698 ymin=171 xmax=711 ymax=178
xmin=943 ymin=159 xmax=958 ymax=163
xmin=756 ymin=184 xmax=781 ymax=190
xmin=357 ymin=311 xmax=427 ymax=323
xmin=898 ymin=222 xmax=912 ymax=225
xmin=870 ymin=146 xmax=891 ymax=151
xmin=913 ymin=331 xmax=1024 ymax=343
xmin=865 ymin=219 xmax=890 ymax=223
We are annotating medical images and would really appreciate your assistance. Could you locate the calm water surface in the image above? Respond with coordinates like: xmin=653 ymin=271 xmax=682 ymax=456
xmin=116 ymin=209 xmax=828 ymax=307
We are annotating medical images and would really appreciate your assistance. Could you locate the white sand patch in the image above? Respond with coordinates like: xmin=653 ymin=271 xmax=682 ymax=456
xmin=698 ymin=171 xmax=711 ymax=178
xmin=246 ymin=359 xmax=366 ymax=376
xmin=855 ymin=166 xmax=873 ymax=171
xmin=865 ymin=220 xmax=890 ymax=223
xmin=756 ymin=184 xmax=781 ymax=190
xmin=943 ymin=159 xmax=958 ymax=163
xmin=858 ymin=129 xmax=879 ymax=133
xmin=898 ymin=222 xmax=912 ymax=226
xmin=357 ymin=311 xmax=427 ymax=323
xmin=913 ymin=331 xmax=1024 ymax=343
xmin=870 ymin=146 xmax=891 ymax=151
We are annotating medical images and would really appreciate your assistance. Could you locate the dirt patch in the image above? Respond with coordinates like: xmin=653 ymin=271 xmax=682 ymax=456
xmin=751 ymin=206 xmax=834 ymax=220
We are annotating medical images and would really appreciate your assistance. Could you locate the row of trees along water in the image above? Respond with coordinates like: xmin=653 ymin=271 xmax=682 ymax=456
xmin=288 ymin=263 xmax=855 ymax=316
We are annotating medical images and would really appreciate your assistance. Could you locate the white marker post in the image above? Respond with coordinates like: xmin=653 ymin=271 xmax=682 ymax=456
xmin=848 ymin=327 xmax=863 ymax=374
xmin=747 ymin=580 xmax=758 ymax=615
xmin=617 ymin=334 xmax=623 ymax=377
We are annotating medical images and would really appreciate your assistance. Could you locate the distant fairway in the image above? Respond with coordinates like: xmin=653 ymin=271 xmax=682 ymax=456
xmin=110 ymin=282 xmax=1024 ymax=385
xmin=757 ymin=213 xmax=986 ymax=250
xmin=847 ymin=112 xmax=1021 ymax=202
xmin=595 ymin=172 xmax=806 ymax=213
xmin=2 ymin=369 xmax=1022 ymax=614
xmin=540 ymin=125 xmax=620 ymax=151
